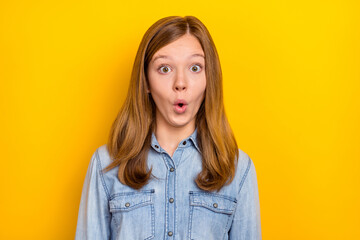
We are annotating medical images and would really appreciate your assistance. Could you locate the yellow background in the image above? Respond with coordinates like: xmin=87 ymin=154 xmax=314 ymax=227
xmin=1 ymin=0 xmax=359 ymax=239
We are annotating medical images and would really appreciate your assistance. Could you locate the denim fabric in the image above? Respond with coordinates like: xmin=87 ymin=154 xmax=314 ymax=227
xmin=75 ymin=128 xmax=261 ymax=239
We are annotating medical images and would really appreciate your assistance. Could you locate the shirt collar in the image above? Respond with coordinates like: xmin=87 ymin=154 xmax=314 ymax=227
xmin=150 ymin=128 xmax=201 ymax=154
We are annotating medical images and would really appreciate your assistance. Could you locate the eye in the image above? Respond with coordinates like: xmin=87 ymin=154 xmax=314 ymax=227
xmin=190 ymin=64 xmax=202 ymax=73
xmin=158 ymin=65 xmax=171 ymax=74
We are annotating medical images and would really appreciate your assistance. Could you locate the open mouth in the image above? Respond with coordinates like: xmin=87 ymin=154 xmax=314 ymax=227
xmin=174 ymin=100 xmax=187 ymax=113
xmin=174 ymin=102 xmax=187 ymax=113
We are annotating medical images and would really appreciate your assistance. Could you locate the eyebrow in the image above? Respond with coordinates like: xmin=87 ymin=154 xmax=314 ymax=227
xmin=152 ymin=53 xmax=205 ymax=62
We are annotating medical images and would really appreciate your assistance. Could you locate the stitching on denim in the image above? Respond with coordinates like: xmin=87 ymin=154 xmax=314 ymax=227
xmin=112 ymin=210 xmax=119 ymax=227
xmin=150 ymin=133 xmax=161 ymax=153
xmin=110 ymin=189 xmax=154 ymax=200
xmin=111 ymin=192 xmax=155 ymax=239
xmin=174 ymin=163 xmax=177 ymax=239
xmin=190 ymin=203 xmax=235 ymax=214
xmin=96 ymin=149 xmax=110 ymax=201
xmin=164 ymin=163 xmax=170 ymax=239
xmin=111 ymin=203 xmax=154 ymax=239
xmin=223 ymin=208 xmax=236 ymax=239
xmin=228 ymin=187 xmax=241 ymax=238
xmin=110 ymin=200 xmax=152 ymax=211
xmin=188 ymin=193 xmax=194 ymax=240
xmin=189 ymin=136 xmax=201 ymax=153
xmin=189 ymin=192 xmax=232 ymax=239
xmin=238 ymin=156 xmax=252 ymax=195
xmin=151 ymin=202 xmax=155 ymax=239
xmin=189 ymin=191 xmax=237 ymax=203
xmin=144 ymin=203 xmax=155 ymax=240
xmin=176 ymin=148 xmax=184 ymax=167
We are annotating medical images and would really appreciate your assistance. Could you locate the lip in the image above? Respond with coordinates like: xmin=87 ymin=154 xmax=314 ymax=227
xmin=174 ymin=99 xmax=188 ymax=105
xmin=173 ymin=99 xmax=188 ymax=114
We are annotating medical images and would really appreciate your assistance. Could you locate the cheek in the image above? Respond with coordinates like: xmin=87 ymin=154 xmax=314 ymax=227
xmin=152 ymin=90 xmax=167 ymax=104
xmin=148 ymin=71 xmax=171 ymax=94
xmin=149 ymin=85 xmax=171 ymax=108
xmin=147 ymin=71 xmax=157 ymax=91
xmin=195 ymin=77 xmax=206 ymax=100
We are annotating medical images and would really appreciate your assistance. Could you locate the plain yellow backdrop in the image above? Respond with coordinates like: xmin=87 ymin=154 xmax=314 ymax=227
xmin=1 ymin=0 xmax=359 ymax=239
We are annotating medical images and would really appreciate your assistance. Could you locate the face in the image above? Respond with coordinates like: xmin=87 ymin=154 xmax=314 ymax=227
xmin=147 ymin=33 xmax=206 ymax=131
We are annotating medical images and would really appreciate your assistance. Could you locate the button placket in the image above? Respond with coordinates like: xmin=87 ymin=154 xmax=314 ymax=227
xmin=166 ymin=155 xmax=175 ymax=239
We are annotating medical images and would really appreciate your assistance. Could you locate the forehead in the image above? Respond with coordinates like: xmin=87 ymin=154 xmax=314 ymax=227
xmin=151 ymin=34 xmax=204 ymax=61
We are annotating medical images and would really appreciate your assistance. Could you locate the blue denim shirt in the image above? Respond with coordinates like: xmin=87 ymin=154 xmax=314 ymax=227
xmin=75 ymin=128 xmax=261 ymax=239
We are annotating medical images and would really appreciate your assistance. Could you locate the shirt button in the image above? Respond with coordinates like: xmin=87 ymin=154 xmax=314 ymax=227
xmin=169 ymin=198 xmax=174 ymax=203
xmin=154 ymin=145 xmax=159 ymax=148
xmin=213 ymin=203 xmax=218 ymax=208
xmin=125 ymin=202 xmax=130 ymax=207
xmin=168 ymin=231 xmax=173 ymax=236
xmin=170 ymin=167 xmax=175 ymax=172
xmin=182 ymin=141 xmax=186 ymax=145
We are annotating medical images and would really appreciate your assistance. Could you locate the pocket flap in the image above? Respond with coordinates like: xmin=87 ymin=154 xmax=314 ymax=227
xmin=189 ymin=191 xmax=237 ymax=215
xmin=109 ymin=190 xmax=154 ymax=212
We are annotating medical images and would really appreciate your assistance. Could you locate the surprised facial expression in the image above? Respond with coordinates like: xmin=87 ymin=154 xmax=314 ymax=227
xmin=147 ymin=34 xmax=206 ymax=131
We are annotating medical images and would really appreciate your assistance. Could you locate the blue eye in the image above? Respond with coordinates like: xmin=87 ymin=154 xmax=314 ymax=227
xmin=159 ymin=65 xmax=171 ymax=73
xmin=190 ymin=64 xmax=202 ymax=72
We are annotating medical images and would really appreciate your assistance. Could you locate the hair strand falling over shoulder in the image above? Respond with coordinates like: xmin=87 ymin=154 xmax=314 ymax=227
xmin=103 ymin=15 xmax=239 ymax=192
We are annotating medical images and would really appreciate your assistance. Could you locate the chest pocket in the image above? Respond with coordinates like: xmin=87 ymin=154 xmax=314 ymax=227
xmin=109 ymin=189 xmax=155 ymax=240
xmin=189 ymin=191 xmax=237 ymax=240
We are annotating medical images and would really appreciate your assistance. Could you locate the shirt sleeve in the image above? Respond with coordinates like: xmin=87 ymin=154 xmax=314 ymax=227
xmin=229 ymin=156 xmax=262 ymax=239
xmin=75 ymin=149 xmax=111 ymax=239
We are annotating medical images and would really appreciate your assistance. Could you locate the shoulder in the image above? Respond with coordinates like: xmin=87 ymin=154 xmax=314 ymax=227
xmin=93 ymin=144 xmax=121 ymax=176
xmin=211 ymin=148 xmax=256 ymax=198
xmin=95 ymin=144 xmax=112 ymax=166
xmin=235 ymin=148 xmax=253 ymax=179
xmin=86 ymin=144 xmax=115 ymax=174
xmin=226 ymin=148 xmax=257 ymax=193
xmin=90 ymin=144 xmax=119 ymax=173
xmin=234 ymin=148 xmax=259 ymax=195
xmin=92 ymin=144 xmax=134 ymax=194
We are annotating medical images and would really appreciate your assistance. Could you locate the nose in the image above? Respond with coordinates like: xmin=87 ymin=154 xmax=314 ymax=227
xmin=173 ymin=69 xmax=187 ymax=92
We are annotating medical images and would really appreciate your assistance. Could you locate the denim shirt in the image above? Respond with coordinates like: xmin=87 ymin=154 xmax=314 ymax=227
xmin=75 ymin=128 xmax=261 ymax=240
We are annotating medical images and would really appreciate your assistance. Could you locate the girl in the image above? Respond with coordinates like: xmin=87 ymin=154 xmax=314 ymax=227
xmin=75 ymin=15 xmax=261 ymax=240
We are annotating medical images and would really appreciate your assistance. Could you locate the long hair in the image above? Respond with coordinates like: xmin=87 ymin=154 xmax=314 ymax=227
xmin=103 ymin=16 xmax=239 ymax=192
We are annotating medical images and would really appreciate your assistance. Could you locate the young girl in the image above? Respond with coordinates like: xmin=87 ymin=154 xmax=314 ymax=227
xmin=75 ymin=16 xmax=261 ymax=240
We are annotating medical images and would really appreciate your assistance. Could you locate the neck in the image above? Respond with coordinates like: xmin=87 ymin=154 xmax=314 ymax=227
xmin=154 ymin=118 xmax=195 ymax=157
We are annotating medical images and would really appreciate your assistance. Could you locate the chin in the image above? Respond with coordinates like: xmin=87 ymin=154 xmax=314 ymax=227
xmin=169 ymin=119 xmax=191 ymax=128
xmin=171 ymin=122 xmax=190 ymax=128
